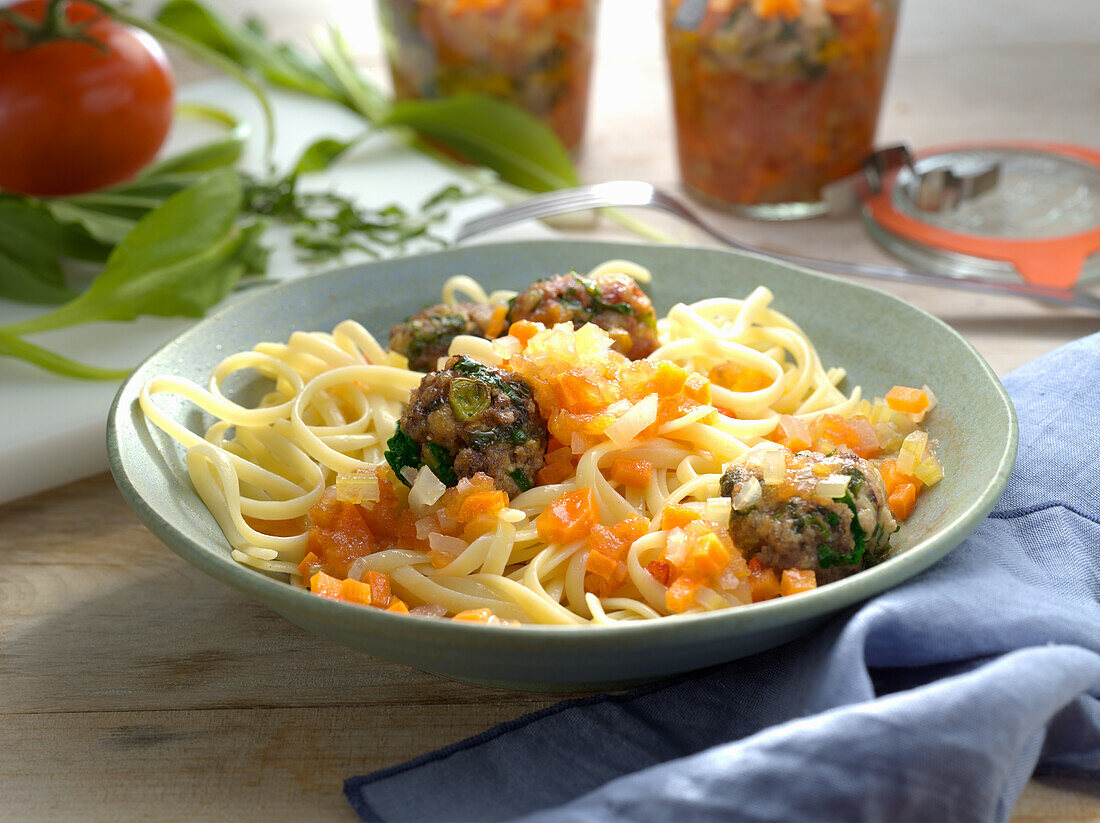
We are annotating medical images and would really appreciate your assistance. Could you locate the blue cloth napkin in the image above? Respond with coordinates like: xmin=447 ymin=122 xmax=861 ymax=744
xmin=346 ymin=332 xmax=1100 ymax=823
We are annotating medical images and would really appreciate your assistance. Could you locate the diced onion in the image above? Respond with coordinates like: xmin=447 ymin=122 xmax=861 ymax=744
xmin=814 ymin=474 xmax=851 ymax=500
xmin=694 ymin=586 xmax=729 ymax=611
xmin=605 ymin=393 xmax=659 ymax=447
xmin=347 ymin=556 xmax=370 ymax=582
xmin=606 ymin=399 xmax=632 ymax=416
xmin=401 ymin=466 xmax=418 ymax=486
xmin=896 ymin=430 xmax=928 ymax=475
xmin=704 ymin=496 xmax=732 ymax=523
xmin=410 ymin=604 xmax=448 ymax=618
xmin=335 ymin=471 xmax=380 ymax=504
xmin=664 ymin=528 xmax=689 ymax=566
xmin=492 ymin=335 xmax=521 ymax=360
xmin=732 ymin=475 xmax=762 ymax=511
xmin=761 ymin=449 xmax=787 ymax=485
xmin=428 ymin=532 xmax=466 ymax=554
xmin=409 ymin=466 xmax=447 ymax=512
xmin=415 ymin=515 xmax=437 ymax=541
xmin=913 ymin=453 xmax=944 ymax=487
xmin=873 ymin=420 xmax=903 ymax=453
xmin=858 ymin=506 xmax=877 ymax=535
xmin=571 ymin=432 xmax=588 ymax=455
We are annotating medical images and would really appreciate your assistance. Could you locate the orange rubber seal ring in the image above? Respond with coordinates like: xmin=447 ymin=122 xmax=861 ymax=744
xmin=864 ymin=141 xmax=1100 ymax=289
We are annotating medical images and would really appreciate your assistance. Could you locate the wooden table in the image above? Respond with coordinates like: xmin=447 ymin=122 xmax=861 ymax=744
xmin=3 ymin=1 xmax=1099 ymax=820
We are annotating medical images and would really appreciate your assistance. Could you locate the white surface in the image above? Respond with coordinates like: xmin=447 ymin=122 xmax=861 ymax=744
xmin=0 ymin=80 xmax=545 ymax=504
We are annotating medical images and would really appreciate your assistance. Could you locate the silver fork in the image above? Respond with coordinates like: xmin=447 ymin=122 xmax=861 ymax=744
xmin=456 ymin=180 xmax=1100 ymax=311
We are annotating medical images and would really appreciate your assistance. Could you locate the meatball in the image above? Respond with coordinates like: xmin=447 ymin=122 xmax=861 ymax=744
xmin=389 ymin=302 xmax=494 ymax=372
xmin=396 ymin=355 xmax=548 ymax=497
xmin=507 ymin=271 xmax=659 ymax=360
xmin=719 ymin=447 xmax=896 ymax=584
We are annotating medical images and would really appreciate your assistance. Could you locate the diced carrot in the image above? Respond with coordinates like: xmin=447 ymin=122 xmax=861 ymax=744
xmin=885 ymin=386 xmax=930 ymax=415
xmin=536 ymin=457 xmax=575 ymax=486
xmin=585 ymin=563 xmax=628 ymax=597
xmin=753 ymin=0 xmax=802 ymax=20
xmin=536 ymin=488 xmax=600 ymax=544
xmin=773 ymin=414 xmax=811 ymax=452
xmin=556 ymin=369 xmax=609 ymax=413
xmin=709 ymin=362 xmax=771 ymax=393
xmin=297 ymin=551 xmax=320 ymax=580
xmin=340 ymin=577 xmax=374 ymax=606
xmin=661 ymin=503 xmax=700 ymax=530
xmin=780 ymin=568 xmax=817 ymax=596
xmin=813 ymin=414 xmax=880 ymax=458
xmin=366 ymin=571 xmax=391 ymax=608
xmin=508 ymin=320 xmax=539 ymax=346
xmin=452 ymin=608 xmax=494 ymax=623
xmin=457 ymin=489 xmax=508 ymax=523
xmin=879 ymin=457 xmax=913 ymax=495
xmin=609 ymin=457 xmax=653 ymax=488
xmin=646 ymin=559 xmax=672 ymax=586
xmin=888 ymin=481 xmax=919 ymax=520
xmin=613 ymin=513 xmax=650 ymax=544
xmin=589 ymin=524 xmax=628 ymax=560
xmin=682 ymin=532 xmax=731 ymax=577
xmin=485 ymin=303 xmax=509 ymax=339
xmin=665 ymin=574 xmax=703 ymax=613
xmin=386 ymin=598 xmax=410 ymax=614
xmin=653 ymin=361 xmax=689 ymax=397
xmin=585 ymin=547 xmax=620 ymax=579
xmin=310 ymin=570 xmax=343 ymax=599
xmin=747 ymin=557 xmax=780 ymax=602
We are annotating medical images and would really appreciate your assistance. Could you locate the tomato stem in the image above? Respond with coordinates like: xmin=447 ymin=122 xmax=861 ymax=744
xmin=0 ymin=0 xmax=109 ymax=52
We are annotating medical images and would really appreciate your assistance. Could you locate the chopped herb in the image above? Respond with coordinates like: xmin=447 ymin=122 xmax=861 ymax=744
xmin=384 ymin=423 xmax=421 ymax=487
xmin=426 ymin=442 xmax=458 ymax=487
xmin=451 ymin=355 xmax=530 ymax=405
xmin=508 ymin=468 xmax=533 ymax=492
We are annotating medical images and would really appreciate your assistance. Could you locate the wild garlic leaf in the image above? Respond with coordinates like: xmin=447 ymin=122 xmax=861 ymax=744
xmin=382 ymin=95 xmax=579 ymax=193
xmin=0 ymin=329 xmax=130 ymax=381
xmin=5 ymin=170 xmax=254 ymax=335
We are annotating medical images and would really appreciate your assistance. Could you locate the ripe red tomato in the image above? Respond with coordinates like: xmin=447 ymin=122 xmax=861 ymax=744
xmin=0 ymin=0 xmax=175 ymax=197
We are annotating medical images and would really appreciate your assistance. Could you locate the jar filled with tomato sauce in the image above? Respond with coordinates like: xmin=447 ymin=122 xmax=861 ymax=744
xmin=378 ymin=0 xmax=599 ymax=152
xmin=664 ymin=0 xmax=899 ymax=218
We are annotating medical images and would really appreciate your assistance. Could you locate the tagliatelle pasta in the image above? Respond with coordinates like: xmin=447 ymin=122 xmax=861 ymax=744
xmin=140 ymin=260 xmax=939 ymax=625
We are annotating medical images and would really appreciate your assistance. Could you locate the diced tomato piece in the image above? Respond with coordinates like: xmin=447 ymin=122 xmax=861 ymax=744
xmin=589 ymin=524 xmax=628 ymax=560
xmin=557 ymin=369 xmax=609 ymax=413
xmin=646 ymin=559 xmax=672 ymax=586
xmin=682 ymin=532 xmax=731 ymax=577
xmin=709 ymin=362 xmax=771 ymax=393
xmin=613 ymin=513 xmax=650 ymax=544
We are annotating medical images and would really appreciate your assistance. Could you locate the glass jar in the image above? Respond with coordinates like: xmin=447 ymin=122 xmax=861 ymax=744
xmin=378 ymin=0 xmax=599 ymax=153
xmin=664 ymin=0 xmax=899 ymax=219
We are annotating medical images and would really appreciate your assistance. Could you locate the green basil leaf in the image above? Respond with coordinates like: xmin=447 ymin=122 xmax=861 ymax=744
xmin=5 ymin=170 xmax=254 ymax=335
xmin=381 ymin=95 xmax=579 ymax=193
xmin=140 ymin=124 xmax=250 ymax=177
xmin=0 ymin=198 xmax=110 ymax=264
xmin=0 ymin=329 xmax=129 ymax=381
